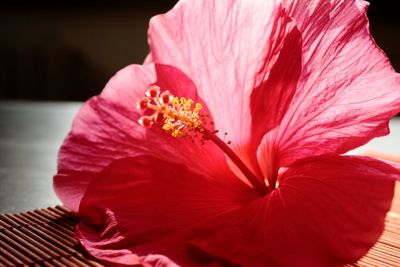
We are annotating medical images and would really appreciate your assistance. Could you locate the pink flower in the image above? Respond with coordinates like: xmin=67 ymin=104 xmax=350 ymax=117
xmin=54 ymin=0 xmax=400 ymax=266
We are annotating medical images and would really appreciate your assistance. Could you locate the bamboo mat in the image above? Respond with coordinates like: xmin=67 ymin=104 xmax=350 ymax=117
xmin=0 ymin=206 xmax=105 ymax=267
xmin=0 ymin=184 xmax=399 ymax=267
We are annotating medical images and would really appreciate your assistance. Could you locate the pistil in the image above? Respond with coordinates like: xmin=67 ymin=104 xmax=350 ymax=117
xmin=202 ymin=128 xmax=269 ymax=195
xmin=137 ymin=86 xmax=269 ymax=196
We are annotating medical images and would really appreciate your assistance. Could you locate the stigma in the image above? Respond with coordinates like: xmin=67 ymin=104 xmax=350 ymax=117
xmin=137 ymin=85 xmax=205 ymax=138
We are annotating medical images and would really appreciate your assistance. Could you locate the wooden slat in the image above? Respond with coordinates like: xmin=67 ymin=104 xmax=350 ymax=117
xmin=0 ymin=182 xmax=399 ymax=266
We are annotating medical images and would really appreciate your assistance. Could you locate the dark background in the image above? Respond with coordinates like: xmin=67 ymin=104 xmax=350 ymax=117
xmin=0 ymin=0 xmax=399 ymax=101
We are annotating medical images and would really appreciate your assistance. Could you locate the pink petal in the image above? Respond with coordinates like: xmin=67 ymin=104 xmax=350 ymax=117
xmin=188 ymin=156 xmax=398 ymax=266
xmin=258 ymin=0 xmax=400 ymax=171
xmin=55 ymin=63 xmax=239 ymax=210
xmin=77 ymin=156 xmax=256 ymax=266
xmin=148 ymin=0 xmax=300 ymax=175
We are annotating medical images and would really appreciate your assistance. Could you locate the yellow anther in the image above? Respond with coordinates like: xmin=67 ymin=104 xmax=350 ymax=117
xmin=162 ymin=120 xmax=173 ymax=131
xmin=183 ymin=99 xmax=193 ymax=110
xmin=194 ymin=103 xmax=202 ymax=113
xmin=172 ymin=97 xmax=179 ymax=106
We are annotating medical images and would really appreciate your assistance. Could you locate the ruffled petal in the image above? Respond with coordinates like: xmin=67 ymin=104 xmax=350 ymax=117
xmin=55 ymin=63 xmax=239 ymax=210
xmin=77 ymin=156 xmax=256 ymax=266
xmin=188 ymin=156 xmax=398 ymax=266
xmin=259 ymin=0 xmax=400 ymax=171
xmin=148 ymin=0 xmax=300 ymax=175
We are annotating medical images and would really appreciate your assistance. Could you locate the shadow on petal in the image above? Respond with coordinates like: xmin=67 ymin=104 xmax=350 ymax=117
xmin=77 ymin=156 xmax=257 ymax=266
xmin=188 ymin=156 xmax=397 ymax=266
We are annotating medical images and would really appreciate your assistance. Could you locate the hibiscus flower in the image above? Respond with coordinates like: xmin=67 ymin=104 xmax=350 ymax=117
xmin=54 ymin=0 xmax=400 ymax=266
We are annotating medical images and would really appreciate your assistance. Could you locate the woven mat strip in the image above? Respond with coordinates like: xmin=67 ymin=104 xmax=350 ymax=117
xmin=0 ymin=183 xmax=399 ymax=267
xmin=0 ymin=206 xmax=105 ymax=267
